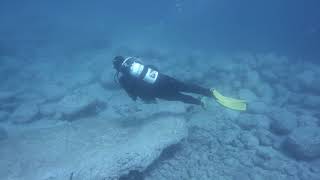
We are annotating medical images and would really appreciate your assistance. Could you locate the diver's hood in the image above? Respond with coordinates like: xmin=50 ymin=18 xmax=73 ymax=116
xmin=113 ymin=56 xmax=125 ymax=71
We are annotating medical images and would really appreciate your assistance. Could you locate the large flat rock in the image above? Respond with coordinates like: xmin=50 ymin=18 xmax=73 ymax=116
xmin=55 ymin=83 xmax=107 ymax=120
xmin=0 ymin=115 xmax=187 ymax=180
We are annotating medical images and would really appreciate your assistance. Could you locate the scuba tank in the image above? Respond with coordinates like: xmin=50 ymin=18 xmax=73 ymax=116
xmin=121 ymin=57 xmax=159 ymax=84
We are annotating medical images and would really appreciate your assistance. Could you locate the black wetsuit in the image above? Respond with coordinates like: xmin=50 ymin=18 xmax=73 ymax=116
xmin=118 ymin=62 xmax=212 ymax=105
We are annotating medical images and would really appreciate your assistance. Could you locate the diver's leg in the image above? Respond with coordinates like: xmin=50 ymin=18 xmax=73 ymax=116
xmin=165 ymin=77 xmax=212 ymax=97
xmin=160 ymin=92 xmax=202 ymax=105
xmin=182 ymin=83 xmax=211 ymax=97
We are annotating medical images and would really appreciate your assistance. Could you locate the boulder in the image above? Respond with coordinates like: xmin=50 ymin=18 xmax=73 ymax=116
xmin=0 ymin=115 xmax=187 ymax=180
xmin=9 ymin=102 xmax=39 ymax=124
xmin=56 ymin=83 xmax=107 ymax=120
xmin=107 ymin=99 xmax=188 ymax=122
xmin=270 ymin=109 xmax=298 ymax=135
xmin=283 ymin=127 xmax=320 ymax=160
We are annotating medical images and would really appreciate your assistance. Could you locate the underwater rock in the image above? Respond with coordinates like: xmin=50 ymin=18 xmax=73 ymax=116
xmin=0 ymin=111 xmax=9 ymax=121
xmin=56 ymin=83 xmax=107 ymax=120
xmin=86 ymin=116 xmax=186 ymax=178
xmin=283 ymin=127 xmax=320 ymax=160
xmin=0 ymin=115 xmax=187 ymax=180
xmin=0 ymin=126 xmax=8 ymax=140
xmin=109 ymin=100 xmax=187 ymax=122
xmin=270 ymin=109 xmax=298 ymax=135
xmin=9 ymin=102 xmax=39 ymax=124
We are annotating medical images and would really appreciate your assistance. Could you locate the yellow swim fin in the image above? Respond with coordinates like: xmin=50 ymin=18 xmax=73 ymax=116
xmin=211 ymin=89 xmax=247 ymax=111
xmin=212 ymin=89 xmax=246 ymax=103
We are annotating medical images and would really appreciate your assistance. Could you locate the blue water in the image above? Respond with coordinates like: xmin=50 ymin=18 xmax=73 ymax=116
xmin=1 ymin=0 xmax=319 ymax=59
xmin=1 ymin=1 xmax=320 ymax=180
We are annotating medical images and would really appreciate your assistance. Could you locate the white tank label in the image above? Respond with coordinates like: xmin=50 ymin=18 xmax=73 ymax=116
xmin=143 ymin=68 xmax=158 ymax=84
xmin=130 ymin=62 xmax=144 ymax=78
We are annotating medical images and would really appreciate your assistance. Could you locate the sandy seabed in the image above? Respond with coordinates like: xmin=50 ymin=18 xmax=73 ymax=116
xmin=0 ymin=45 xmax=320 ymax=180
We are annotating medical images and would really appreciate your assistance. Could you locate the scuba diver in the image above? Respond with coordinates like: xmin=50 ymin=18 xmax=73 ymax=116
xmin=113 ymin=56 xmax=246 ymax=111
